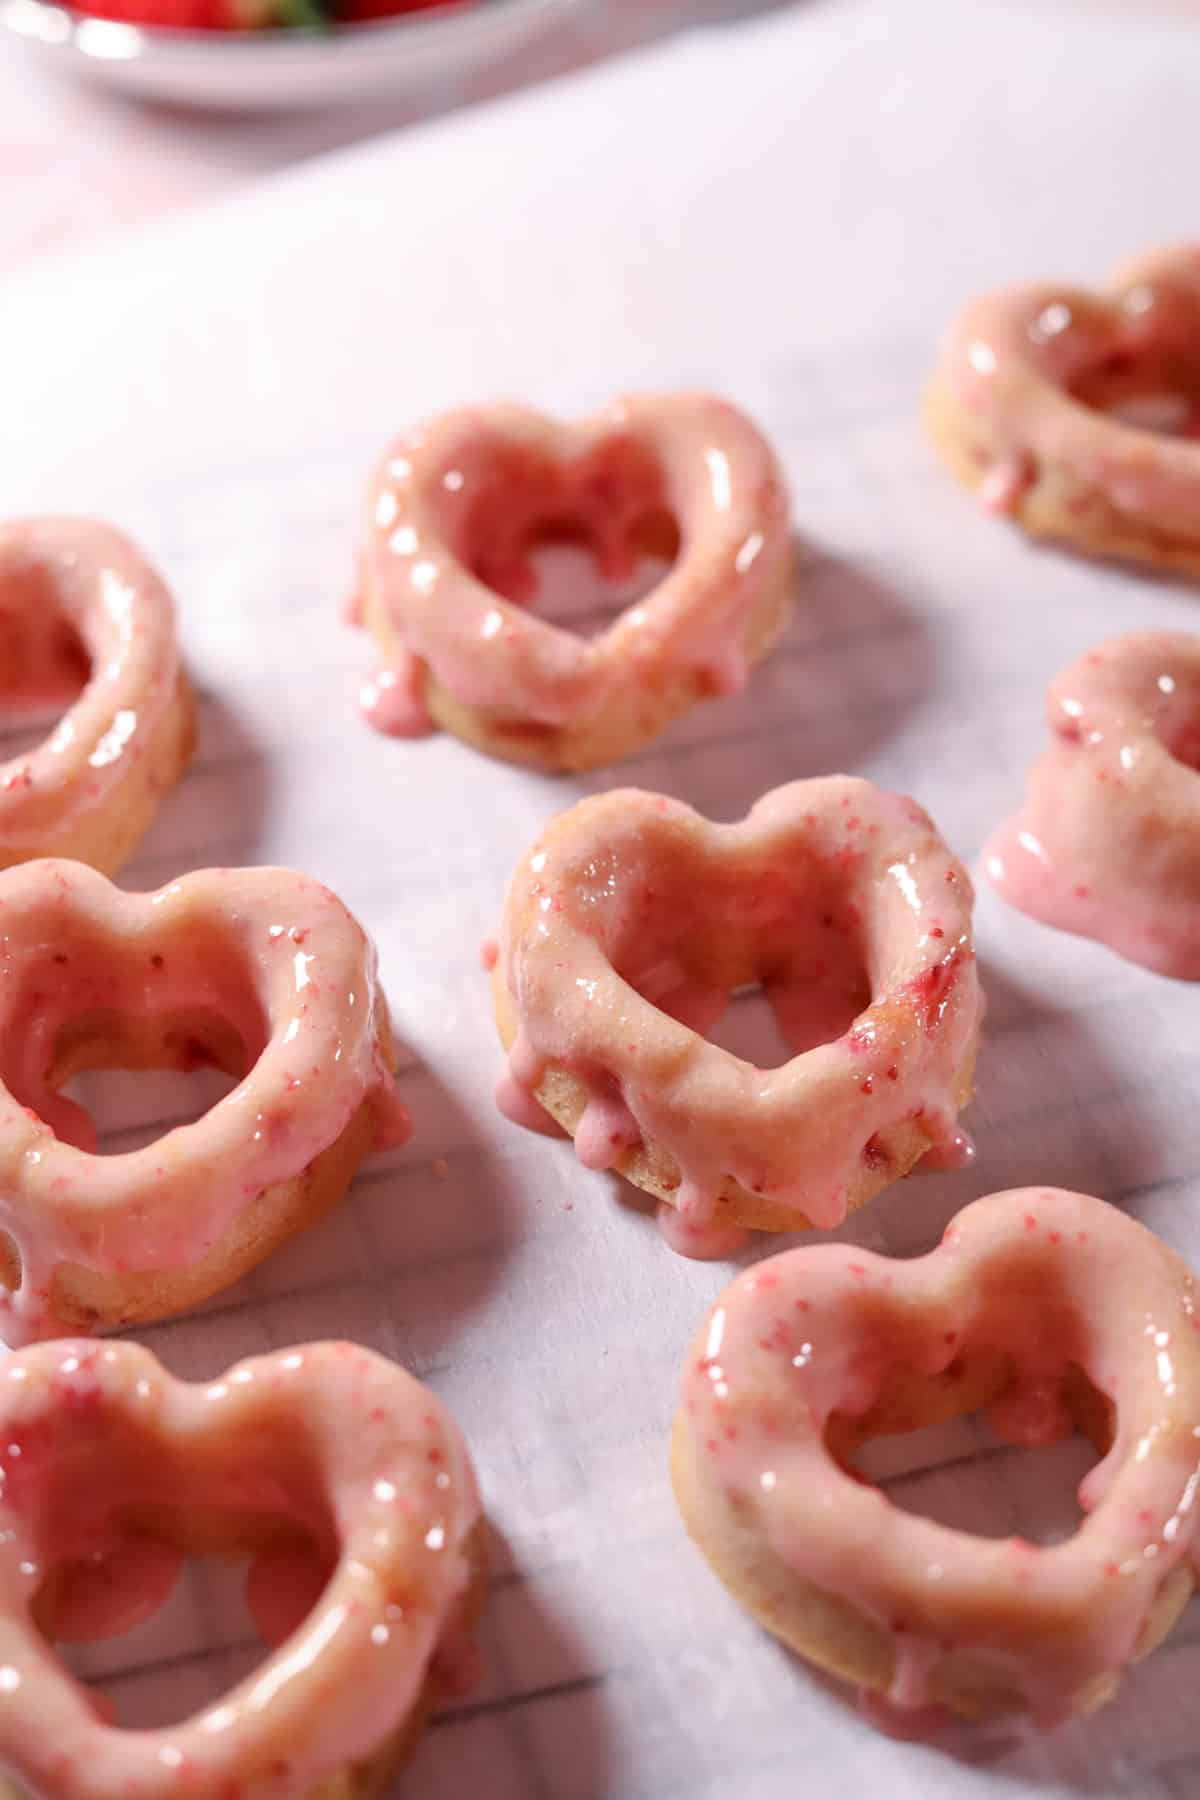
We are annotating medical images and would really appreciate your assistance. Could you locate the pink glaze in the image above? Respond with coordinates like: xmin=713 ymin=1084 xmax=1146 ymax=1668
xmin=354 ymin=392 xmax=790 ymax=734
xmin=359 ymin=656 xmax=433 ymax=739
xmin=977 ymin=455 xmax=1034 ymax=517
xmin=679 ymin=1188 xmax=1200 ymax=1723
xmin=935 ymin=242 xmax=1200 ymax=534
xmin=857 ymin=1688 xmax=953 ymax=1741
xmin=0 ymin=859 xmax=407 ymax=1345
xmin=493 ymin=1067 xmax=564 ymax=1138
xmin=985 ymin=632 xmax=1200 ymax=977
xmin=656 ymin=1203 xmax=751 ymax=1261
xmin=50 ymin=1537 xmax=183 ymax=1645
xmin=573 ymin=1087 xmax=641 ymax=1170
xmin=0 ymin=521 xmax=185 ymax=857
xmin=494 ymin=779 xmax=982 ymax=1235
xmin=920 ymin=1128 xmax=977 ymax=1173
xmin=0 ymin=1340 xmax=480 ymax=1799
xmin=245 ymin=1543 xmax=333 ymax=1650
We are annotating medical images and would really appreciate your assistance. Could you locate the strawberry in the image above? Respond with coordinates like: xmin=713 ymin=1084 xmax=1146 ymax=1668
xmin=335 ymin=0 xmax=476 ymax=23
xmin=70 ymin=0 xmax=275 ymax=28
xmin=70 ymin=0 xmax=471 ymax=26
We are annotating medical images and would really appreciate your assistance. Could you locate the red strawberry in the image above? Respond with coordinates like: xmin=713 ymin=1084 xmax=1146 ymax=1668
xmin=70 ymin=0 xmax=272 ymax=27
xmin=336 ymin=0 xmax=476 ymax=23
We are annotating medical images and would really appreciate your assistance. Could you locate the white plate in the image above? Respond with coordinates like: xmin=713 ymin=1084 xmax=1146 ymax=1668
xmin=0 ymin=0 xmax=583 ymax=109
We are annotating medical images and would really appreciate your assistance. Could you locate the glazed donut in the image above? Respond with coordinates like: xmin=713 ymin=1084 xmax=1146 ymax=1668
xmin=0 ymin=1339 xmax=484 ymax=1799
xmin=489 ymin=779 xmax=982 ymax=1255
xmin=0 ymin=520 xmax=194 ymax=872
xmin=985 ymin=632 xmax=1200 ymax=978
xmin=352 ymin=392 xmax=793 ymax=771
xmin=672 ymin=1187 xmax=1200 ymax=1724
xmin=0 ymin=859 xmax=408 ymax=1345
xmin=926 ymin=243 xmax=1200 ymax=575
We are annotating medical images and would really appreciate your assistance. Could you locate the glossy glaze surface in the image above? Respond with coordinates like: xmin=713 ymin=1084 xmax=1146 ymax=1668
xmin=932 ymin=243 xmax=1200 ymax=535
xmin=495 ymin=779 xmax=981 ymax=1235
xmin=677 ymin=1188 xmax=1200 ymax=1722
xmin=0 ymin=859 xmax=407 ymax=1343
xmin=0 ymin=520 xmax=185 ymax=856
xmin=985 ymin=632 xmax=1200 ymax=977
xmin=355 ymin=392 xmax=790 ymax=734
xmin=0 ymin=1339 xmax=480 ymax=1798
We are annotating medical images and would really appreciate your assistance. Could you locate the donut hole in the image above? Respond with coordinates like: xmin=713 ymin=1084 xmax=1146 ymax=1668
xmin=605 ymin=846 xmax=873 ymax=1068
xmin=60 ymin=1532 xmax=335 ymax=1729
xmin=702 ymin=984 xmax=801 ymax=1068
xmin=449 ymin=435 xmax=680 ymax=636
xmin=55 ymin=1039 xmax=247 ymax=1158
xmin=0 ymin=569 xmax=92 ymax=759
xmin=698 ymin=976 xmax=870 ymax=1069
xmin=1065 ymin=303 xmax=1200 ymax=439
xmin=1161 ymin=716 xmax=1200 ymax=773
xmin=0 ymin=919 xmax=269 ymax=1157
xmin=512 ymin=520 xmax=678 ymax=639
xmin=1150 ymin=665 xmax=1200 ymax=772
xmin=12 ymin=1374 xmax=338 ymax=1729
xmin=1167 ymin=733 xmax=1200 ymax=773
xmin=828 ymin=1357 xmax=1110 ymax=1547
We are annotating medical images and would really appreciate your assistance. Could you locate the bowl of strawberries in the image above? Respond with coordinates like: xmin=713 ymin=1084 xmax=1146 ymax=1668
xmin=0 ymin=0 xmax=580 ymax=108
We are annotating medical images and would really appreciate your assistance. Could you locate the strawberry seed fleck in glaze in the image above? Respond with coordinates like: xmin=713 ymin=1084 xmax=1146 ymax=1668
xmin=0 ymin=860 xmax=404 ymax=1345
xmin=0 ymin=1340 xmax=483 ymax=1798
xmin=674 ymin=1187 xmax=1200 ymax=1725
xmin=490 ymin=776 xmax=981 ymax=1251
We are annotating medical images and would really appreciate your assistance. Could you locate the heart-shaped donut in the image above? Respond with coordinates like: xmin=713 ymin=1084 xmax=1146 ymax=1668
xmin=352 ymin=392 xmax=793 ymax=770
xmin=0 ymin=521 xmax=194 ymax=872
xmin=926 ymin=243 xmax=1200 ymax=575
xmin=985 ymin=631 xmax=1200 ymax=977
xmin=0 ymin=859 xmax=407 ymax=1345
xmin=672 ymin=1188 xmax=1200 ymax=1723
xmin=0 ymin=1339 xmax=483 ymax=1799
xmin=490 ymin=778 xmax=982 ymax=1254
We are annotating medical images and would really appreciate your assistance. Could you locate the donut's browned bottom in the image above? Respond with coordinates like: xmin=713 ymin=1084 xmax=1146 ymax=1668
xmin=366 ymin=553 xmax=794 ymax=773
xmin=925 ymin=378 xmax=1200 ymax=582
xmin=492 ymin=967 xmax=976 ymax=1234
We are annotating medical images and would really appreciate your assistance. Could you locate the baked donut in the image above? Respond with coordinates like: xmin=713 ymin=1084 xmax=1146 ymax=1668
xmin=0 ymin=1339 xmax=484 ymax=1798
xmin=672 ymin=1187 xmax=1200 ymax=1724
xmin=985 ymin=631 xmax=1200 ymax=977
xmin=489 ymin=779 xmax=982 ymax=1255
xmin=0 ymin=520 xmax=194 ymax=872
xmin=351 ymin=392 xmax=792 ymax=770
xmin=926 ymin=243 xmax=1200 ymax=575
xmin=0 ymin=859 xmax=408 ymax=1345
